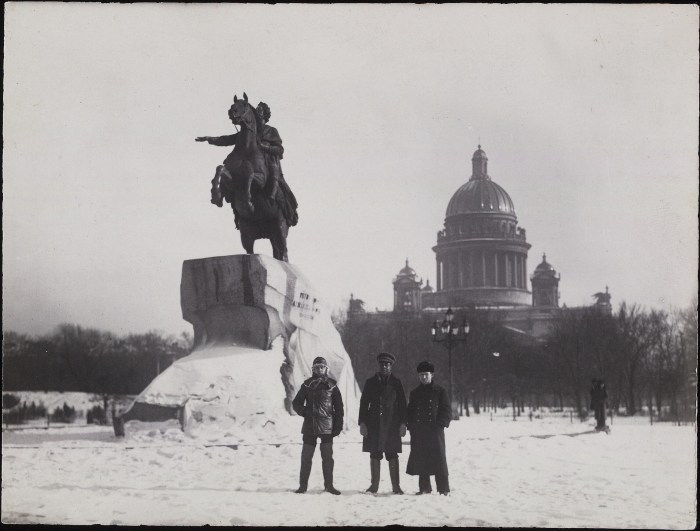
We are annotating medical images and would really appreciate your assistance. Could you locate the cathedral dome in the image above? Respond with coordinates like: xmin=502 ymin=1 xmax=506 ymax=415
xmin=532 ymin=254 xmax=557 ymax=278
xmin=472 ymin=146 xmax=487 ymax=159
xmin=446 ymin=179 xmax=516 ymax=217
xmin=445 ymin=146 xmax=516 ymax=218
xmin=396 ymin=259 xmax=416 ymax=279
xmin=394 ymin=259 xmax=422 ymax=287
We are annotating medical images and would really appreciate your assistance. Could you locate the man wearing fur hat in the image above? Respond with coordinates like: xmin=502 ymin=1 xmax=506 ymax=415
xmin=358 ymin=352 xmax=408 ymax=494
xmin=292 ymin=356 xmax=344 ymax=495
xmin=406 ymin=360 xmax=452 ymax=495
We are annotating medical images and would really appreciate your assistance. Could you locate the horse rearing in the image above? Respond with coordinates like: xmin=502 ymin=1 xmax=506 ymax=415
xmin=219 ymin=93 xmax=291 ymax=262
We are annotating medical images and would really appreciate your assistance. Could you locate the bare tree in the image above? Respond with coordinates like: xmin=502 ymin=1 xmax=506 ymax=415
xmin=547 ymin=309 xmax=594 ymax=417
xmin=676 ymin=297 xmax=698 ymax=421
xmin=615 ymin=303 xmax=661 ymax=416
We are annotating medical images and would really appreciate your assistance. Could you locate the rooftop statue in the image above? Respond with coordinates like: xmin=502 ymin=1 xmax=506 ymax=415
xmin=196 ymin=93 xmax=298 ymax=262
xmin=592 ymin=286 xmax=612 ymax=306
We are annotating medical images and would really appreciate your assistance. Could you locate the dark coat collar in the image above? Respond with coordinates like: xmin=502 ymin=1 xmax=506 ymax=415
xmin=375 ymin=372 xmax=397 ymax=384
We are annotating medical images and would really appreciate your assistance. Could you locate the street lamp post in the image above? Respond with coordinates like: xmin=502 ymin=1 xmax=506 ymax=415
xmin=431 ymin=307 xmax=470 ymax=420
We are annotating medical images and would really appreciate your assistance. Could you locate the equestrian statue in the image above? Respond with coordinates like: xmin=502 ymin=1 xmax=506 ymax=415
xmin=196 ymin=93 xmax=298 ymax=262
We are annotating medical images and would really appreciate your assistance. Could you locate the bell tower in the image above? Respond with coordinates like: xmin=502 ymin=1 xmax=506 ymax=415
xmin=531 ymin=253 xmax=560 ymax=307
xmin=393 ymin=259 xmax=422 ymax=313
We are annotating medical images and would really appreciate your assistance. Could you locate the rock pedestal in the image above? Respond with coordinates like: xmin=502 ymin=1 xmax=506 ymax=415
xmin=115 ymin=254 xmax=361 ymax=436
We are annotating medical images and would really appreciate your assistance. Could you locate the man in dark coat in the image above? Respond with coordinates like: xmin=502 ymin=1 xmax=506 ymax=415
xmin=292 ymin=356 xmax=344 ymax=495
xmin=590 ymin=378 xmax=608 ymax=431
xmin=358 ymin=352 xmax=408 ymax=494
xmin=406 ymin=361 xmax=451 ymax=495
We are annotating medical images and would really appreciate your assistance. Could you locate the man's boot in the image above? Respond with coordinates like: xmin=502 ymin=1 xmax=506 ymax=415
xmin=366 ymin=458 xmax=381 ymax=493
xmin=295 ymin=443 xmax=315 ymax=493
xmin=436 ymin=472 xmax=450 ymax=495
xmin=388 ymin=458 xmax=404 ymax=494
xmin=320 ymin=443 xmax=340 ymax=495
xmin=417 ymin=474 xmax=432 ymax=495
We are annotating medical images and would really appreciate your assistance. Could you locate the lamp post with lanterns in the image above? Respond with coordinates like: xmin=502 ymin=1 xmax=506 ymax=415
xmin=431 ymin=307 xmax=470 ymax=420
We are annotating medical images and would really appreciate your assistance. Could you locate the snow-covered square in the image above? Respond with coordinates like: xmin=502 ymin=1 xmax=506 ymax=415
xmin=2 ymin=408 xmax=696 ymax=528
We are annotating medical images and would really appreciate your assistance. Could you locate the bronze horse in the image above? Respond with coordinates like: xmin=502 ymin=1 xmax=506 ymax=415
xmin=200 ymin=93 xmax=294 ymax=262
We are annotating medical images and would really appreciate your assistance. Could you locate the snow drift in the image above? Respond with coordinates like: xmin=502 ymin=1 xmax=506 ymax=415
xmin=115 ymin=254 xmax=361 ymax=436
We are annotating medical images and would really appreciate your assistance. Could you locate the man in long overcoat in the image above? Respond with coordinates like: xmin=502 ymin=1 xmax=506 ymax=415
xmin=590 ymin=378 xmax=608 ymax=431
xmin=292 ymin=356 xmax=344 ymax=495
xmin=358 ymin=352 xmax=407 ymax=494
xmin=406 ymin=361 xmax=451 ymax=495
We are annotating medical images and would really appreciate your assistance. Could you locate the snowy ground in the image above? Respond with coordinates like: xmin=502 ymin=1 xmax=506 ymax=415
xmin=2 ymin=408 xmax=696 ymax=527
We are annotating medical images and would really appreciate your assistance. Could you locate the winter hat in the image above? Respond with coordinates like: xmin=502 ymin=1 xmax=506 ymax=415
xmin=313 ymin=356 xmax=328 ymax=367
xmin=417 ymin=361 xmax=435 ymax=373
xmin=377 ymin=352 xmax=396 ymax=364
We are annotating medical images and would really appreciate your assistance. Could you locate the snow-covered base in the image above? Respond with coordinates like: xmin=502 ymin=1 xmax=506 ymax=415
xmin=123 ymin=339 xmax=302 ymax=441
xmin=120 ymin=338 xmax=355 ymax=441
xmin=2 ymin=414 xmax=696 ymax=527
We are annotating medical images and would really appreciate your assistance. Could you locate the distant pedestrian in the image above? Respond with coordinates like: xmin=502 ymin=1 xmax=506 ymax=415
xmin=292 ymin=356 xmax=344 ymax=494
xmin=589 ymin=379 xmax=597 ymax=410
xmin=406 ymin=361 xmax=452 ymax=495
xmin=589 ymin=378 xmax=608 ymax=431
xmin=358 ymin=352 xmax=408 ymax=494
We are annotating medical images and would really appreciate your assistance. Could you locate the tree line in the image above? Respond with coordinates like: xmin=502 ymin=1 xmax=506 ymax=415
xmin=338 ymin=298 xmax=697 ymax=422
xmin=2 ymin=324 xmax=193 ymax=401
xmin=545 ymin=301 xmax=697 ymax=421
xmin=4 ymin=298 xmax=695 ymax=424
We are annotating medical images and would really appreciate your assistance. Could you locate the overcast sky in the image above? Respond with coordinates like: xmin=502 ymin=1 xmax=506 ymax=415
xmin=3 ymin=3 xmax=698 ymax=338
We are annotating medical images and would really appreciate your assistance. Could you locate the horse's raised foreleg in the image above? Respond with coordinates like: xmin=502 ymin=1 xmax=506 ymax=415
xmin=244 ymin=174 xmax=255 ymax=214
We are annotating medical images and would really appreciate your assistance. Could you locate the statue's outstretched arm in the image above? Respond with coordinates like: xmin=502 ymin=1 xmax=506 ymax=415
xmin=195 ymin=134 xmax=238 ymax=146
